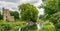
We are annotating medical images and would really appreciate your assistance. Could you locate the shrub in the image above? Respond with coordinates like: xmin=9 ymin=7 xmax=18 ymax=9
xmin=39 ymin=21 xmax=55 ymax=31
xmin=0 ymin=20 xmax=27 ymax=31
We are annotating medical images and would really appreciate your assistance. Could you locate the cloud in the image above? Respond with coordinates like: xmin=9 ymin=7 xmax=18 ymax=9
xmin=0 ymin=0 xmax=19 ymax=3
xmin=0 ymin=1 xmax=18 ymax=11
xmin=19 ymin=0 xmax=42 ymax=7
xmin=38 ymin=8 xmax=44 ymax=16
xmin=0 ymin=0 xmax=44 ymax=15
xmin=0 ymin=0 xmax=42 ymax=10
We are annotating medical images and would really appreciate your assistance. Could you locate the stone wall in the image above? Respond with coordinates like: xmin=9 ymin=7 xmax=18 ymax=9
xmin=3 ymin=8 xmax=14 ymax=21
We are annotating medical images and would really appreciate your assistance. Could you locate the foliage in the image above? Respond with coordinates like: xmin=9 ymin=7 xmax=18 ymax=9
xmin=0 ymin=13 xmax=3 ymax=20
xmin=21 ymin=25 xmax=37 ymax=31
xmin=49 ymin=12 xmax=60 ymax=31
xmin=10 ymin=11 xmax=19 ymax=20
xmin=39 ymin=21 xmax=55 ymax=31
xmin=39 ymin=0 xmax=60 ymax=19
xmin=0 ymin=20 xmax=27 ymax=31
xmin=49 ymin=12 xmax=60 ymax=24
xmin=0 ymin=24 xmax=11 ymax=31
xmin=39 ymin=0 xmax=60 ymax=31
xmin=18 ymin=3 xmax=38 ymax=22
xmin=55 ymin=22 xmax=60 ymax=31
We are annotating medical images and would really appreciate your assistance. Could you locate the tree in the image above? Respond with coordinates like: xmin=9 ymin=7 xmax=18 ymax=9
xmin=10 ymin=11 xmax=19 ymax=20
xmin=0 ymin=12 xmax=3 ymax=20
xmin=39 ymin=0 xmax=60 ymax=22
xmin=49 ymin=12 xmax=60 ymax=24
xmin=39 ymin=0 xmax=60 ymax=31
xmin=18 ymin=3 xmax=38 ymax=22
xmin=49 ymin=12 xmax=60 ymax=31
xmin=39 ymin=0 xmax=60 ymax=19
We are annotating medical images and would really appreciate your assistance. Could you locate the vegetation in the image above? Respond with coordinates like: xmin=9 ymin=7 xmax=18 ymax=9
xmin=18 ymin=3 xmax=38 ymax=22
xmin=0 ymin=11 xmax=19 ymax=20
xmin=0 ymin=0 xmax=60 ymax=31
xmin=0 ymin=13 xmax=3 ymax=20
xmin=39 ymin=21 xmax=55 ymax=31
xmin=0 ymin=20 xmax=27 ymax=31
xmin=10 ymin=11 xmax=19 ymax=20
xmin=39 ymin=0 xmax=60 ymax=31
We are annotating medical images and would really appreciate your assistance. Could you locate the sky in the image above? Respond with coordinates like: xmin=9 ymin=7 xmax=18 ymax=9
xmin=0 ymin=0 xmax=44 ymax=16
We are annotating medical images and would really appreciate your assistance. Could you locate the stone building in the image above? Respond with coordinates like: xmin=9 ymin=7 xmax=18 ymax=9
xmin=2 ymin=8 xmax=14 ymax=21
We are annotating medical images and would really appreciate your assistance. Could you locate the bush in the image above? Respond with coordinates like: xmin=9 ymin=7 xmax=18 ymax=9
xmin=39 ymin=21 xmax=55 ymax=31
xmin=21 ymin=25 xmax=37 ymax=31
xmin=0 ymin=20 xmax=27 ymax=31
xmin=55 ymin=22 xmax=60 ymax=31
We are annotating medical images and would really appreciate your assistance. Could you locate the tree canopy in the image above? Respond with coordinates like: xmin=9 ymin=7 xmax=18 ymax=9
xmin=39 ymin=0 xmax=60 ymax=31
xmin=18 ymin=3 xmax=38 ymax=22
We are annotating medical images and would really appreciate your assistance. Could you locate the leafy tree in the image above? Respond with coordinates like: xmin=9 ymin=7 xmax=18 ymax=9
xmin=39 ymin=0 xmax=60 ymax=23
xmin=49 ymin=12 xmax=60 ymax=31
xmin=49 ymin=12 xmax=60 ymax=24
xmin=39 ymin=0 xmax=60 ymax=31
xmin=0 ymin=12 xmax=3 ymax=20
xmin=18 ymin=3 xmax=38 ymax=22
xmin=39 ymin=0 xmax=60 ymax=19
xmin=10 ymin=11 xmax=19 ymax=20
